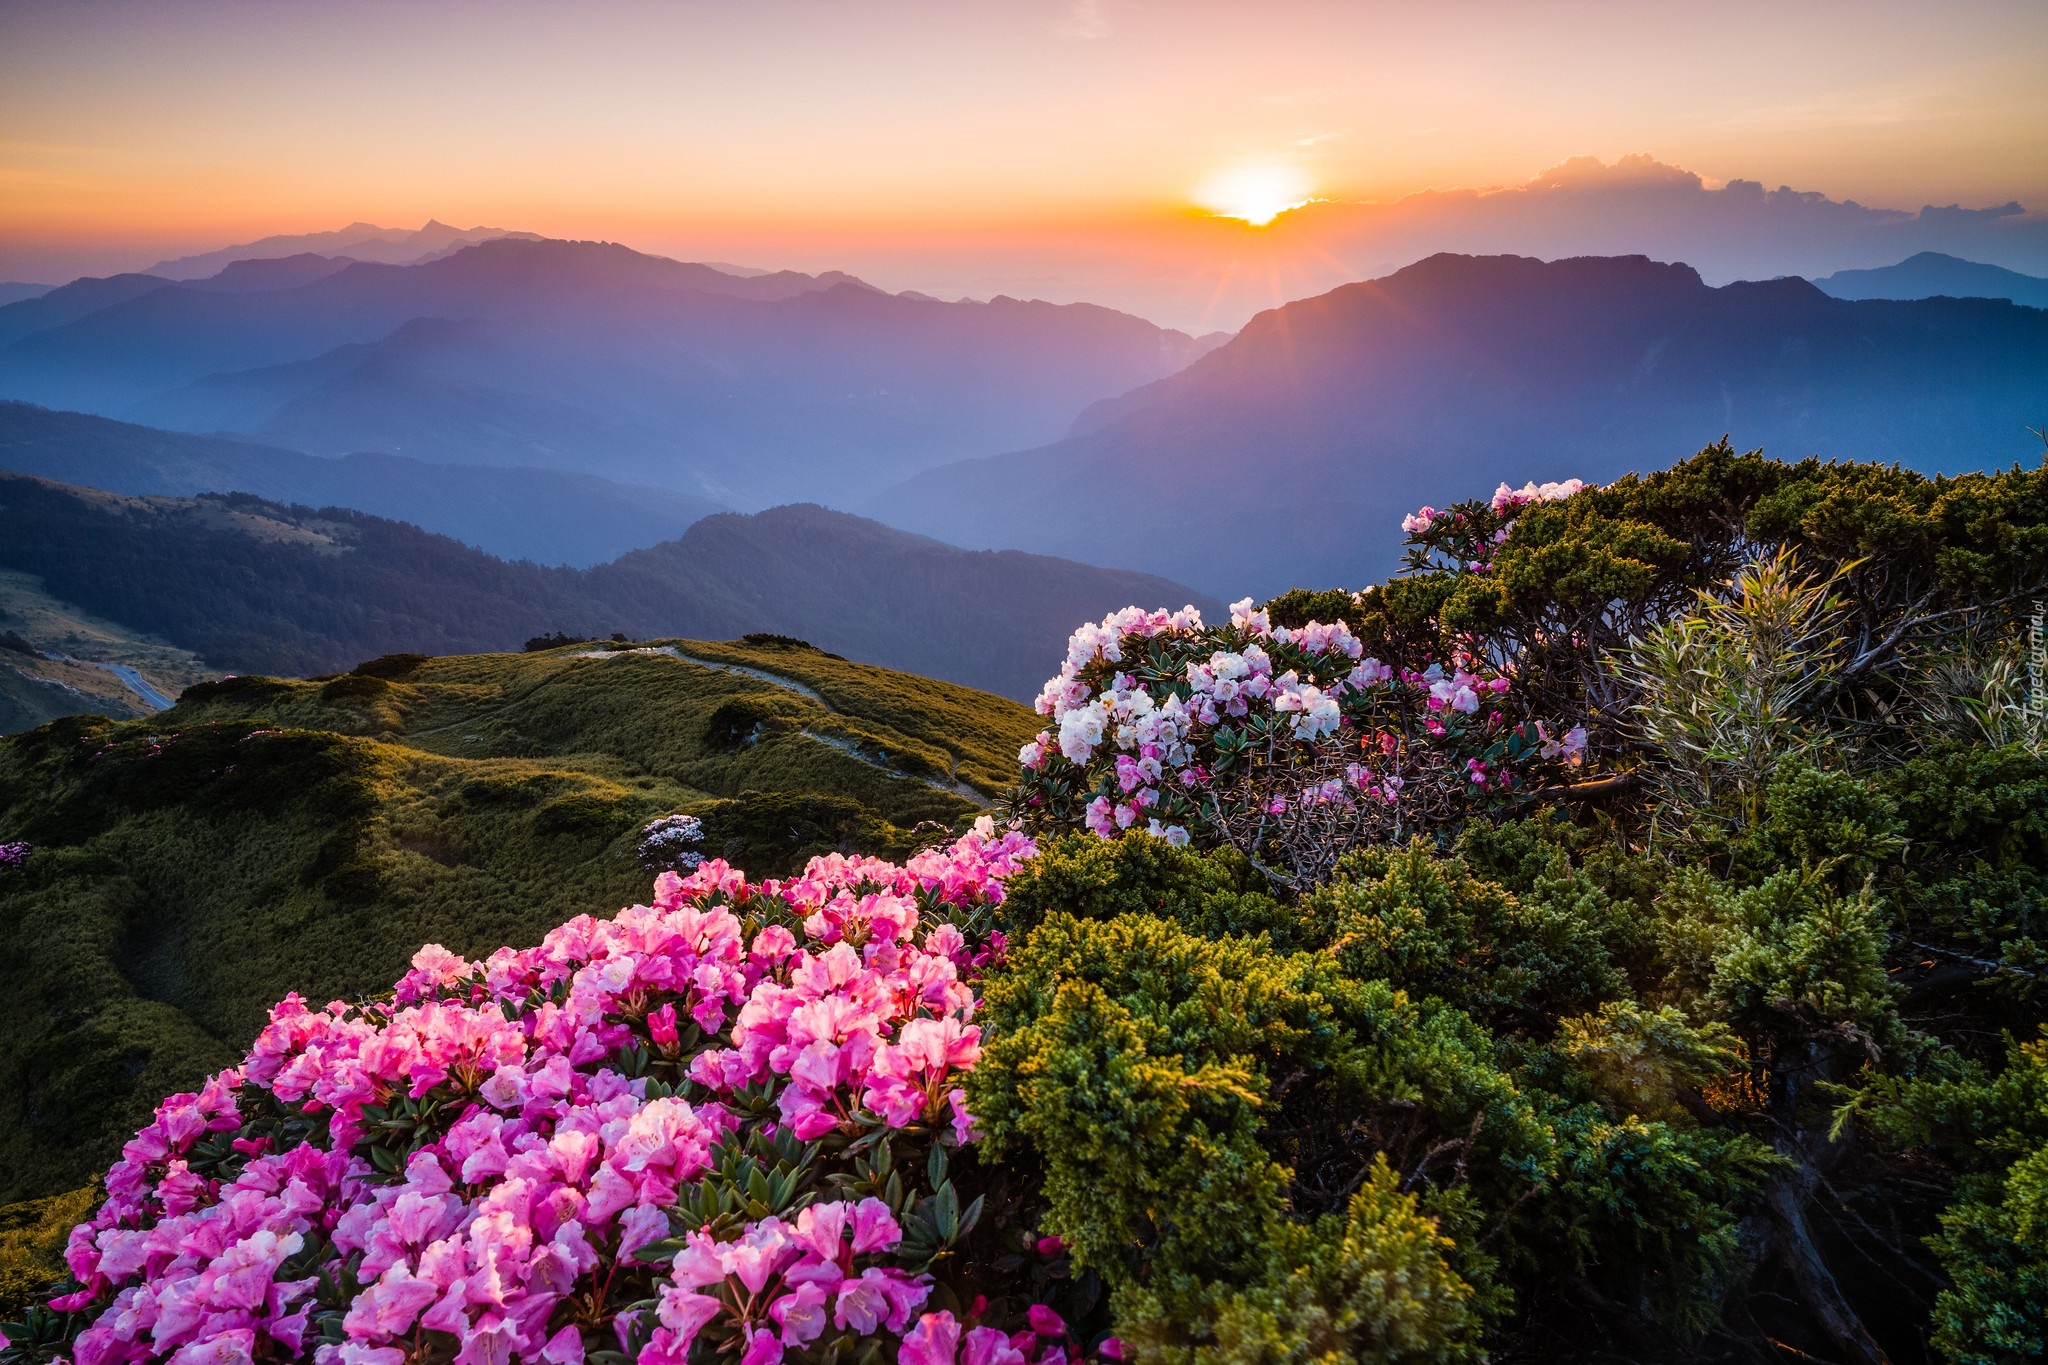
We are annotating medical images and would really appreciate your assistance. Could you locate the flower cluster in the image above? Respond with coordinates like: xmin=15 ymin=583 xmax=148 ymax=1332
xmin=1398 ymin=476 xmax=1580 ymax=538
xmin=1013 ymin=598 xmax=1587 ymax=884
xmin=31 ymin=820 xmax=1080 ymax=1365
xmin=636 ymin=816 xmax=706 ymax=874
xmin=1399 ymin=476 xmax=1592 ymax=576
xmin=0 ymin=841 xmax=28 ymax=872
xmin=1488 ymin=478 xmax=1585 ymax=514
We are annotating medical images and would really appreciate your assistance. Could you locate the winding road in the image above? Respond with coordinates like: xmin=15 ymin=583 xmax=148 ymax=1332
xmin=43 ymin=654 xmax=176 ymax=710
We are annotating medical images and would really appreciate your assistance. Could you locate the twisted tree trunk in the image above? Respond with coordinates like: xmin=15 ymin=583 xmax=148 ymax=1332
xmin=1754 ymin=1038 xmax=1894 ymax=1365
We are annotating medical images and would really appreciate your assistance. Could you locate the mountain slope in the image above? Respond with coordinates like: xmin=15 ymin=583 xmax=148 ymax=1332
xmin=0 ymin=472 xmax=1216 ymax=700
xmin=0 ymin=274 xmax=173 ymax=348
xmin=0 ymin=402 xmax=725 ymax=566
xmin=1813 ymin=250 xmax=2048 ymax=307
xmin=0 ymin=239 xmax=1221 ymax=506
xmin=589 ymin=505 xmax=1216 ymax=694
xmin=0 ymin=640 xmax=1035 ymax=1200
xmin=874 ymin=253 xmax=2048 ymax=596
xmin=179 ymin=253 xmax=361 ymax=293
xmin=0 ymin=567 xmax=213 ymax=733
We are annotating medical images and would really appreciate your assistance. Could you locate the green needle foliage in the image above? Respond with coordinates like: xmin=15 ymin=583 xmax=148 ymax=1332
xmin=969 ymin=832 xmax=1780 ymax=1360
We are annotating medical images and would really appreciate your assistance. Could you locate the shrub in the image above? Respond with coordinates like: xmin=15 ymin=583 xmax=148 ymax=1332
xmin=14 ymin=824 xmax=1057 ymax=1365
xmin=1860 ymin=1028 xmax=2048 ymax=1365
xmin=695 ymin=790 xmax=917 ymax=880
xmin=1613 ymin=549 xmax=1853 ymax=832
xmin=969 ymin=833 xmax=1772 ymax=1355
xmin=1012 ymin=601 xmax=1585 ymax=890
xmin=1303 ymin=841 xmax=1622 ymax=1030
xmin=349 ymin=655 xmax=430 ymax=681
xmin=0 ymin=1186 xmax=96 ymax=1321
xmin=637 ymin=816 xmax=705 ymax=874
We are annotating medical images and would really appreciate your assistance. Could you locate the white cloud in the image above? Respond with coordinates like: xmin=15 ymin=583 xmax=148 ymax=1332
xmin=1058 ymin=0 xmax=1109 ymax=40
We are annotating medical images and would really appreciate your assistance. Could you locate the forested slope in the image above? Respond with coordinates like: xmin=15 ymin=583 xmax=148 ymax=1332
xmin=0 ymin=473 xmax=1215 ymax=700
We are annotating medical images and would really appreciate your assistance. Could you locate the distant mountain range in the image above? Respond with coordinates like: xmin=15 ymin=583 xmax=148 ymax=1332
xmin=0 ymin=472 xmax=1214 ymax=699
xmin=143 ymin=220 xmax=542 ymax=278
xmin=13 ymin=238 xmax=2045 ymax=606
xmin=0 ymin=403 xmax=724 ymax=567
xmin=873 ymin=252 xmax=2048 ymax=597
xmin=0 ymin=238 xmax=1224 ymax=508
xmin=1813 ymin=251 xmax=2048 ymax=308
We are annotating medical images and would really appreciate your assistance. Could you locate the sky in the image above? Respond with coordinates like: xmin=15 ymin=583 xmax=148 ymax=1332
xmin=3 ymin=0 xmax=2046 ymax=330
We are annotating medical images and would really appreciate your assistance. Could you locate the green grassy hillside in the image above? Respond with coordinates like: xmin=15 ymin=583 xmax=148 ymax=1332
xmin=0 ymin=636 xmax=1037 ymax=1203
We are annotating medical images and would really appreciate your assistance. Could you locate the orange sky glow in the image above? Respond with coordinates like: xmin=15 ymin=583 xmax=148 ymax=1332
xmin=3 ymin=0 xmax=2045 ymax=329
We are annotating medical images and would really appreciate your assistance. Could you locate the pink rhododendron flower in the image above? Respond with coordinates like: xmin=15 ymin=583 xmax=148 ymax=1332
xmin=1027 ymin=1304 xmax=1066 ymax=1337
xmin=899 ymin=1313 xmax=961 ymax=1365
xmin=49 ymin=825 xmax=1034 ymax=1365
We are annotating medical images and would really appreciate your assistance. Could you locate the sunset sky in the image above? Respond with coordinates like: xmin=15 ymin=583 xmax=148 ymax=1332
xmin=4 ymin=0 xmax=2045 ymax=329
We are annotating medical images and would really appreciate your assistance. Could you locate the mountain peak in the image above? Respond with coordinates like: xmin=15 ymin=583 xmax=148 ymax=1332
xmin=875 ymin=251 xmax=2048 ymax=597
xmin=1812 ymin=251 xmax=2048 ymax=306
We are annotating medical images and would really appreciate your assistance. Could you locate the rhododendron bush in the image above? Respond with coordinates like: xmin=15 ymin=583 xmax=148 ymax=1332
xmin=5 ymin=823 xmax=1116 ymax=1365
xmin=1013 ymin=597 xmax=1585 ymax=887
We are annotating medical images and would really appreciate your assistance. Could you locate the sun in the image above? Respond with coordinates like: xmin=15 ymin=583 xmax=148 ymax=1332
xmin=1193 ymin=164 xmax=1315 ymax=226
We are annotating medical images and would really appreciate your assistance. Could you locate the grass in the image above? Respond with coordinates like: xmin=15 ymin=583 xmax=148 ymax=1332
xmin=0 ymin=1184 xmax=95 ymax=1318
xmin=671 ymin=637 xmax=1039 ymax=794
xmin=0 ymin=639 xmax=1038 ymax=1203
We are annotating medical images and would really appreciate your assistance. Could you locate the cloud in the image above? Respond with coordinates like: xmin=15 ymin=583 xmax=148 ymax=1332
xmin=1918 ymin=201 xmax=2025 ymax=224
xmin=1280 ymin=156 xmax=2048 ymax=289
xmin=1057 ymin=0 xmax=1108 ymax=40
xmin=1036 ymin=155 xmax=2048 ymax=333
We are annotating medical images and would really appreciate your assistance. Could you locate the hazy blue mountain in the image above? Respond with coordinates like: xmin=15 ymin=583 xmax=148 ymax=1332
xmin=0 ymin=273 xmax=173 ymax=347
xmin=1812 ymin=251 xmax=2048 ymax=307
xmin=182 ymin=253 xmax=361 ymax=293
xmin=0 ymin=238 xmax=1222 ymax=508
xmin=0 ymin=403 xmax=724 ymax=567
xmin=143 ymin=220 xmax=542 ymax=278
xmin=0 ymin=284 xmax=53 ymax=308
xmin=872 ymin=253 xmax=2048 ymax=599
xmin=0 ymin=472 xmax=1214 ymax=699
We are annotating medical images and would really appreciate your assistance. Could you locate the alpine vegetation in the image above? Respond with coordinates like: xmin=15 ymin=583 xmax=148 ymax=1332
xmin=7 ymin=441 xmax=2048 ymax=1364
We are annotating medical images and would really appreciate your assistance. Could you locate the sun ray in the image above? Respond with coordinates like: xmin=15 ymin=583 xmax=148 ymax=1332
xmin=1192 ymin=164 xmax=1315 ymax=226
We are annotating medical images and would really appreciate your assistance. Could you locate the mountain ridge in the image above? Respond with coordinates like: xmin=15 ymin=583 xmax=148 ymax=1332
xmin=142 ymin=220 xmax=543 ymax=279
xmin=0 ymin=402 xmax=725 ymax=567
xmin=873 ymin=252 xmax=2048 ymax=596
xmin=0 ymin=238 xmax=1224 ymax=508
xmin=0 ymin=470 xmax=1217 ymax=702
xmin=1812 ymin=250 xmax=2048 ymax=307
